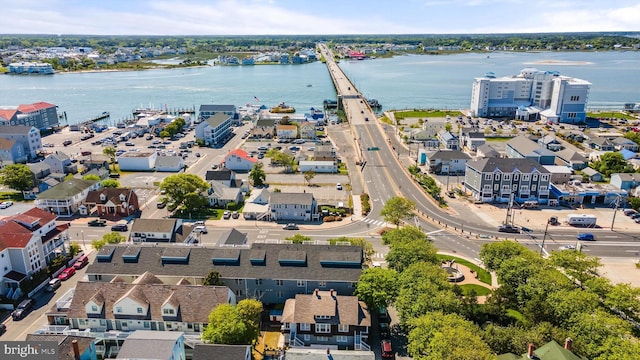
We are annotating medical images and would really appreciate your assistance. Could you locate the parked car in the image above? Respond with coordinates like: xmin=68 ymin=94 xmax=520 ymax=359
xmin=0 ymin=323 xmax=6 ymax=335
xmin=336 ymin=183 xmax=343 ymax=190
xmin=283 ymin=223 xmax=299 ymax=230
xmin=0 ymin=201 xmax=14 ymax=209
xmin=125 ymin=142 xmax=135 ymax=146
xmin=232 ymin=211 xmax=240 ymax=219
xmin=193 ymin=225 xmax=208 ymax=234
xmin=498 ymin=225 xmax=520 ymax=233
xmin=577 ymin=233 xmax=595 ymax=241
xmin=559 ymin=244 xmax=577 ymax=251
xmin=379 ymin=321 xmax=390 ymax=338
xmin=223 ymin=210 xmax=231 ymax=219
xmin=63 ymin=140 xmax=72 ymax=146
xmin=157 ymin=201 xmax=167 ymax=209
xmin=381 ymin=339 xmax=394 ymax=359
xmin=111 ymin=224 xmax=129 ymax=232
xmin=11 ymin=298 xmax=36 ymax=320
xmin=88 ymin=219 xmax=107 ymax=227
xmin=46 ymin=278 xmax=61 ymax=292
xmin=58 ymin=267 xmax=76 ymax=280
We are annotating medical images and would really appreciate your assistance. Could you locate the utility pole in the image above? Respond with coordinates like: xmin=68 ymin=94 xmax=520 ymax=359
xmin=611 ymin=194 xmax=621 ymax=231
xmin=540 ymin=219 xmax=550 ymax=255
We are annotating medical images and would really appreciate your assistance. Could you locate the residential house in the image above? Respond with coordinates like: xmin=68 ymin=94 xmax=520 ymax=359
xmin=538 ymin=135 xmax=564 ymax=152
xmin=555 ymin=148 xmax=588 ymax=170
xmin=581 ymin=167 xmax=604 ymax=182
xmin=437 ymin=130 xmax=459 ymax=150
xmin=83 ymin=168 xmax=109 ymax=180
xmin=0 ymin=125 xmax=42 ymax=160
xmin=28 ymin=161 xmax=52 ymax=181
xmin=410 ymin=129 xmax=440 ymax=149
xmin=282 ymin=290 xmax=371 ymax=350
xmin=285 ymin=348 xmax=374 ymax=360
xmin=505 ymin=136 xmax=556 ymax=165
xmin=0 ymin=102 xmax=58 ymax=130
xmin=155 ymin=156 xmax=184 ymax=172
xmin=205 ymin=168 xmax=245 ymax=190
xmin=24 ymin=162 xmax=53 ymax=199
xmin=25 ymin=334 xmax=97 ymax=360
xmin=277 ymin=124 xmax=298 ymax=139
xmin=0 ymin=138 xmax=27 ymax=163
xmin=464 ymin=158 xmax=551 ymax=204
xmin=44 ymin=151 xmax=77 ymax=174
xmin=223 ymin=149 xmax=257 ymax=172
xmin=118 ymin=152 xmax=157 ymax=172
xmin=588 ymin=137 xmax=615 ymax=151
xmin=299 ymin=161 xmax=338 ymax=173
xmin=215 ymin=228 xmax=248 ymax=247
xmin=313 ymin=144 xmax=338 ymax=162
xmin=458 ymin=129 xmax=486 ymax=151
xmin=85 ymin=242 xmax=363 ymax=305
xmin=250 ymin=119 xmax=275 ymax=139
xmin=497 ymin=339 xmax=585 ymax=360
xmin=610 ymin=173 xmax=640 ymax=191
xmin=85 ymin=188 xmax=140 ymax=217
xmin=425 ymin=150 xmax=471 ymax=175
xmin=35 ymin=178 xmax=101 ymax=215
xmin=242 ymin=188 xmax=270 ymax=220
xmin=198 ymin=104 xmax=239 ymax=126
xmin=269 ymin=192 xmax=317 ymax=222
xmin=207 ymin=181 xmax=243 ymax=208
xmin=543 ymin=165 xmax=573 ymax=185
xmin=476 ymin=143 xmax=500 ymax=159
xmin=195 ymin=113 xmax=233 ymax=147
xmin=46 ymin=281 xmax=235 ymax=333
xmin=129 ymin=219 xmax=183 ymax=243
xmin=116 ymin=331 xmax=185 ymax=360
xmin=82 ymin=155 xmax=110 ymax=172
xmin=299 ymin=122 xmax=316 ymax=139
xmin=193 ymin=344 xmax=252 ymax=360
xmin=618 ymin=149 xmax=638 ymax=161
xmin=612 ymin=137 xmax=639 ymax=152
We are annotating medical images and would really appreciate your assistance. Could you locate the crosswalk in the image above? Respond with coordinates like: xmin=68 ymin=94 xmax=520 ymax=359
xmin=361 ymin=217 xmax=388 ymax=227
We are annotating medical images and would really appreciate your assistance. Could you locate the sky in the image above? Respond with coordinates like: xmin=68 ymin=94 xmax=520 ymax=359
xmin=0 ymin=0 xmax=638 ymax=36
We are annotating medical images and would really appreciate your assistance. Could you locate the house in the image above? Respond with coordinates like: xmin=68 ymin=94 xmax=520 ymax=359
xmin=282 ymin=290 xmax=371 ymax=350
xmin=45 ymin=281 xmax=235 ymax=333
xmin=458 ymin=129 xmax=486 ymax=151
xmin=44 ymin=151 xmax=77 ymax=174
xmin=205 ymin=168 xmax=245 ymax=190
xmin=0 ymin=207 xmax=69 ymax=295
xmin=116 ymin=331 xmax=185 ymax=360
xmin=285 ymin=348 xmax=374 ymax=360
xmin=410 ymin=129 xmax=440 ymax=149
xmin=207 ymin=181 xmax=243 ymax=208
xmin=117 ymin=152 xmax=157 ymax=172
xmin=0 ymin=125 xmax=42 ymax=160
xmin=588 ymin=137 xmax=615 ymax=151
xmin=299 ymin=122 xmax=316 ymax=139
xmin=193 ymin=344 xmax=252 ymax=360
xmin=28 ymin=161 xmax=52 ymax=181
xmin=198 ymin=104 xmax=239 ymax=125
xmin=35 ymin=178 xmax=101 ymax=215
xmin=464 ymin=158 xmax=551 ymax=204
xmin=0 ymin=138 xmax=27 ymax=163
xmin=25 ymin=334 xmax=97 ymax=360
xmin=251 ymin=119 xmax=275 ymax=139
xmin=85 ymin=242 xmax=363 ymax=305
xmin=269 ymin=192 xmax=317 ymax=222
xmin=83 ymin=168 xmax=109 ymax=180
xmin=543 ymin=165 xmax=573 ymax=185
xmin=215 ymin=228 xmax=248 ymax=247
xmin=85 ymin=188 xmax=140 ymax=217
xmin=610 ymin=173 xmax=640 ymax=191
xmin=425 ymin=150 xmax=471 ymax=175
xmin=476 ymin=143 xmax=500 ymax=159
xmin=242 ymin=188 xmax=271 ymax=220
xmin=129 ymin=219 xmax=183 ymax=243
xmin=155 ymin=155 xmax=184 ymax=172
xmin=581 ymin=167 xmax=604 ymax=182
xmin=195 ymin=113 xmax=233 ymax=147
xmin=612 ymin=137 xmax=639 ymax=152
xmin=299 ymin=160 xmax=338 ymax=173
xmin=538 ymin=135 xmax=564 ymax=152
xmin=551 ymin=180 xmax=627 ymax=207
xmin=505 ymin=136 xmax=556 ymax=165
xmin=437 ymin=130 xmax=459 ymax=150
xmin=313 ymin=144 xmax=338 ymax=162
xmin=0 ymin=102 xmax=59 ymax=130
xmin=277 ymin=124 xmax=298 ymax=139
xmin=555 ymin=148 xmax=588 ymax=170
xmin=497 ymin=339 xmax=586 ymax=360
xmin=223 ymin=149 xmax=257 ymax=172
xmin=618 ymin=149 xmax=638 ymax=161
xmin=82 ymin=156 xmax=110 ymax=172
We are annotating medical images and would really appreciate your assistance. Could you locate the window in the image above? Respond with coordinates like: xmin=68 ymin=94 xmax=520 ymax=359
xmin=144 ymin=322 xmax=150 ymax=328
xmin=316 ymin=323 xmax=331 ymax=333
xmin=484 ymin=174 xmax=492 ymax=180
xmin=532 ymin=174 xmax=538 ymax=181
xmin=337 ymin=336 xmax=348 ymax=343
xmin=316 ymin=315 xmax=331 ymax=320
xmin=514 ymin=174 xmax=519 ymax=181
xmin=520 ymin=185 xmax=529 ymax=192
xmin=494 ymin=174 xmax=501 ymax=180
xmin=91 ymin=305 xmax=98 ymax=312
xmin=235 ymin=279 xmax=243 ymax=285
xmin=540 ymin=186 xmax=548 ymax=191
xmin=255 ymin=279 xmax=262 ymax=285
xmin=318 ymin=281 xmax=326 ymax=287
xmin=541 ymin=175 xmax=549 ymax=181
xmin=522 ymin=175 xmax=530 ymax=181
xmin=338 ymin=324 xmax=349 ymax=332
xmin=494 ymin=184 xmax=499 ymax=191
xmin=303 ymin=334 xmax=311 ymax=341
xmin=512 ymin=184 xmax=517 ymax=191
xmin=276 ymin=280 xmax=284 ymax=286
xmin=297 ymin=280 xmax=306 ymax=287
xmin=503 ymin=174 xmax=511 ymax=181
xmin=532 ymin=185 xmax=537 ymax=191
xmin=235 ymin=290 xmax=244 ymax=296
xmin=300 ymin=323 xmax=311 ymax=331
xmin=116 ymin=307 xmax=122 ymax=313
xmin=317 ymin=336 xmax=330 ymax=342
xmin=163 ymin=308 xmax=175 ymax=315
xmin=137 ymin=307 xmax=143 ymax=314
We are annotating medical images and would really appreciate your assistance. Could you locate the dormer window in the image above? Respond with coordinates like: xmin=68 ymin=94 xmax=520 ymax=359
xmin=99 ymin=194 xmax=106 ymax=201
xmin=119 ymin=194 xmax=126 ymax=201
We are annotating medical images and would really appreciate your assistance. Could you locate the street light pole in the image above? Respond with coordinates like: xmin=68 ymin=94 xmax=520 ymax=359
xmin=81 ymin=230 xmax=85 ymax=249
xmin=540 ymin=219 xmax=550 ymax=255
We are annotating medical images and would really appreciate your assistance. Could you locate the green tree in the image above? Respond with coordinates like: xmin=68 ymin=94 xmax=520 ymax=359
xmin=303 ymin=170 xmax=316 ymax=185
xmin=0 ymin=164 xmax=34 ymax=191
xmin=381 ymin=225 xmax=428 ymax=245
xmin=101 ymin=179 xmax=121 ymax=188
xmin=444 ymin=122 xmax=453 ymax=132
xmin=82 ymin=174 xmax=101 ymax=181
xmin=285 ymin=234 xmax=311 ymax=244
xmin=103 ymin=146 xmax=116 ymax=165
xmin=159 ymin=130 xmax=170 ymax=139
xmin=386 ymin=238 xmax=438 ymax=273
xmin=203 ymin=270 xmax=224 ymax=286
xmin=568 ymin=309 xmax=633 ymax=359
xmin=236 ymin=299 xmax=263 ymax=342
xmin=549 ymin=250 xmax=601 ymax=285
xmin=159 ymin=173 xmax=209 ymax=210
xmin=202 ymin=304 xmax=248 ymax=344
xmin=479 ymin=240 xmax=530 ymax=272
xmin=248 ymin=162 xmax=266 ymax=187
xmin=591 ymin=152 xmax=634 ymax=177
xmin=354 ymin=267 xmax=399 ymax=310
xmin=380 ymin=196 xmax=415 ymax=227
xmin=92 ymin=231 xmax=125 ymax=250
xmin=604 ymin=283 xmax=640 ymax=319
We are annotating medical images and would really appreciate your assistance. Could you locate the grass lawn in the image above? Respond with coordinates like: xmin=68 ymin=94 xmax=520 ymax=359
xmin=587 ymin=111 xmax=635 ymax=120
xmin=436 ymin=254 xmax=492 ymax=286
xmin=394 ymin=109 xmax=464 ymax=120
xmin=458 ymin=284 xmax=492 ymax=296
xmin=486 ymin=137 xmax=515 ymax=142
xmin=0 ymin=191 xmax=23 ymax=201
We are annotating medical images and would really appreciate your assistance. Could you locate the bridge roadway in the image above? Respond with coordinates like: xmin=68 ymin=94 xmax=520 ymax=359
xmin=317 ymin=43 xmax=640 ymax=260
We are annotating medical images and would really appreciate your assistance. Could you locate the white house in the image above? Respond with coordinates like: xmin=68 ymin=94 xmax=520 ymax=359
xmin=43 ymin=151 xmax=76 ymax=174
xmin=118 ymin=152 xmax=157 ymax=171
xmin=195 ymin=113 xmax=233 ymax=147
xmin=298 ymin=160 xmax=338 ymax=173
xmin=223 ymin=149 xmax=257 ymax=172
xmin=269 ymin=192 xmax=316 ymax=222
xmin=35 ymin=178 xmax=101 ymax=215
xmin=130 ymin=219 xmax=182 ymax=243
xmin=276 ymin=124 xmax=298 ymax=139
xmin=155 ymin=155 xmax=184 ymax=172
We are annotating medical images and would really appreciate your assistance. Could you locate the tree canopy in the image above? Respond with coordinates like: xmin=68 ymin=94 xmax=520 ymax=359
xmin=248 ymin=162 xmax=266 ymax=187
xmin=202 ymin=299 xmax=263 ymax=345
xmin=159 ymin=173 xmax=209 ymax=211
xmin=0 ymin=164 xmax=34 ymax=192
xmin=380 ymin=196 xmax=415 ymax=227
xmin=355 ymin=267 xmax=399 ymax=311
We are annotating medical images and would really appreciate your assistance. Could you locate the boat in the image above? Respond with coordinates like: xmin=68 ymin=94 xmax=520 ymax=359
xmin=270 ymin=102 xmax=296 ymax=113
xmin=307 ymin=84 xmax=312 ymax=87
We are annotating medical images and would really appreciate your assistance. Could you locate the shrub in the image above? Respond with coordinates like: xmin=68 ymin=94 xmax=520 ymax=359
xmin=324 ymin=216 xmax=336 ymax=222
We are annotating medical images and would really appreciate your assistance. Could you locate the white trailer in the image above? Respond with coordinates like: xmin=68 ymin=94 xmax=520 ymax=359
xmin=566 ymin=214 xmax=597 ymax=227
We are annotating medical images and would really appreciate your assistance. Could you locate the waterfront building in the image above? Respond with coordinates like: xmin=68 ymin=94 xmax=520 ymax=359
xmin=470 ymin=68 xmax=590 ymax=124
xmin=197 ymin=104 xmax=239 ymax=125
xmin=0 ymin=101 xmax=59 ymax=130
xmin=0 ymin=125 xmax=43 ymax=160
xmin=195 ymin=113 xmax=233 ymax=147
xmin=8 ymin=62 xmax=54 ymax=74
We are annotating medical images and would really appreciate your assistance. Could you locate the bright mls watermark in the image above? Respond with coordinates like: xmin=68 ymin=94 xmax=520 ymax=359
xmin=1 ymin=342 xmax=57 ymax=360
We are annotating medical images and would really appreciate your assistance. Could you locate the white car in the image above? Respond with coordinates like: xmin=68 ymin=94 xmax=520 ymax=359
xmin=0 ymin=201 xmax=13 ymax=209
xmin=193 ymin=226 xmax=208 ymax=234
xmin=336 ymin=183 xmax=343 ymax=190
xmin=558 ymin=245 xmax=577 ymax=251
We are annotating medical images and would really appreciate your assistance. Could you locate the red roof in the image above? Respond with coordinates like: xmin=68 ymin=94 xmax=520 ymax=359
xmin=17 ymin=102 xmax=56 ymax=113
xmin=0 ymin=221 xmax=34 ymax=250
xmin=9 ymin=207 xmax=57 ymax=225
xmin=0 ymin=109 xmax=17 ymax=121
xmin=226 ymin=149 xmax=257 ymax=163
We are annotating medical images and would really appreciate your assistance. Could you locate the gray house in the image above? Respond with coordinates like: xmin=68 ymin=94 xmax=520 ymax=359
xmin=425 ymin=150 xmax=471 ymax=175
xmin=610 ymin=173 xmax=640 ymax=191
xmin=475 ymin=143 xmax=500 ymax=159
xmin=555 ymin=148 xmax=588 ymax=170
xmin=43 ymin=151 xmax=77 ymax=174
xmin=269 ymin=192 xmax=317 ymax=222
xmin=0 ymin=138 xmax=27 ymax=163
xmin=538 ymin=135 xmax=564 ymax=152
xmin=458 ymin=129 xmax=486 ymax=151
xmin=505 ymin=136 xmax=556 ymax=165
xmin=0 ymin=125 xmax=42 ymax=160
xmin=612 ymin=137 xmax=639 ymax=152
xmin=437 ymin=130 xmax=459 ymax=150
xmin=464 ymin=158 xmax=551 ymax=204
xmin=581 ymin=167 xmax=604 ymax=182
xmin=410 ymin=129 xmax=439 ymax=149
xmin=195 ymin=113 xmax=233 ymax=147
xmin=85 ymin=242 xmax=363 ymax=305
xmin=589 ymin=137 xmax=615 ymax=151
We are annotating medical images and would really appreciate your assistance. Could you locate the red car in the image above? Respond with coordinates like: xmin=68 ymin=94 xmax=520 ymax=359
xmin=58 ymin=267 xmax=76 ymax=281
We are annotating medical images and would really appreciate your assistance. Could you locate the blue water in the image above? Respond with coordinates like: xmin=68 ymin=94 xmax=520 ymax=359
xmin=1 ymin=51 xmax=638 ymax=125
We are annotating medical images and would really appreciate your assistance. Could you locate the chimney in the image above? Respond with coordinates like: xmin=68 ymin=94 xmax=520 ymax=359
xmin=527 ymin=343 xmax=534 ymax=359
xmin=564 ymin=338 xmax=572 ymax=351
xmin=72 ymin=339 xmax=80 ymax=360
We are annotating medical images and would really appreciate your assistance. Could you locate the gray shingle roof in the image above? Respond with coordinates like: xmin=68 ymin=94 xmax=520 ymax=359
xmin=205 ymin=168 xmax=234 ymax=181
xmin=26 ymin=334 xmax=94 ymax=360
xmin=0 ymin=125 xmax=35 ymax=135
xmin=130 ymin=218 xmax=177 ymax=233
xmin=216 ymin=228 xmax=247 ymax=246
xmin=193 ymin=344 xmax=250 ymax=360
xmin=199 ymin=104 xmax=236 ymax=112
xmin=507 ymin=136 xmax=555 ymax=157
xmin=269 ymin=192 xmax=314 ymax=206
xmin=36 ymin=178 xmax=98 ymax=200
xmin=429 ymin=150 xmax=472 ymax=161
xmin=204 ymin=113 xmax=232 ymax=128
xmin=116 ymin=330 xmax=184 ymax=360
xmin=466 ymin=158 xmax=551 ymax=174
